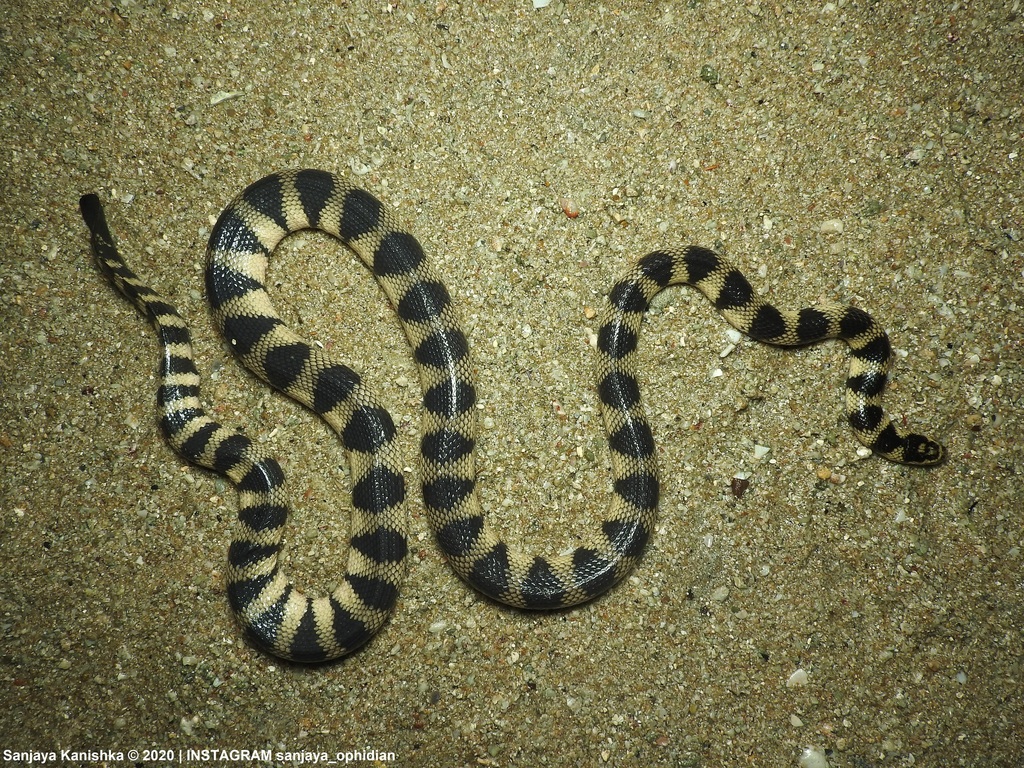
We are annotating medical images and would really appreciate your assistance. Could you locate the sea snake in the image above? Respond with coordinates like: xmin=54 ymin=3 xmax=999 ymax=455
xmin=80 ymin=169 xmax=945 ymax=662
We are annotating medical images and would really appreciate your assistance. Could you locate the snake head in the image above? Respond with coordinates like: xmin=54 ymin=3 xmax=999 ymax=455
xmin=902 ymin=434 xmax=947 ymax=466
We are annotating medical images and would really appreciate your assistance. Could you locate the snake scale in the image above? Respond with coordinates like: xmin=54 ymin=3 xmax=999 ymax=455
xmin=81 ymin=169 xmax=945 ymax=662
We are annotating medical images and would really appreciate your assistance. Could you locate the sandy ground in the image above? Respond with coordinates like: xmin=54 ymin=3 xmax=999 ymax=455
xmin=2 ymin=1 xmax=1022 ymax=766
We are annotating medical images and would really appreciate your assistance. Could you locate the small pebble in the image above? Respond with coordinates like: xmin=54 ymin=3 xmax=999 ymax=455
xmin=710 ymin=585 xmax=730 ymax=602
xmin=730 ymin=476 xmax=750 ymax=498
xmin=819 ymin=219 xmax=844 ymax=234
xmin=905 ymin=147 xmax=927 ymax=164
xmin=700 ymin=64 xmax=720 ymax=85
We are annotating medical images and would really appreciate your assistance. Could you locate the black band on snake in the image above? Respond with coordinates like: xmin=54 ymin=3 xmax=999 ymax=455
xmin=80 ymin=169 xmax=945 ymax=662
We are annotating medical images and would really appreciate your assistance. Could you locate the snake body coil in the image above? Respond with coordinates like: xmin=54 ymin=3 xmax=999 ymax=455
xmin=81 ymin=169 xmax=944 ymax=662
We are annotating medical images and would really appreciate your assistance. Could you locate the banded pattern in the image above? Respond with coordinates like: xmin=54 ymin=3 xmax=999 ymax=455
xmin=82 ymin=169 xmax=945 ymax=660
xmin=81 ymin=192 xmax=408 ymax=662
xmin=624 ymin=249 xmax=947 ymax=466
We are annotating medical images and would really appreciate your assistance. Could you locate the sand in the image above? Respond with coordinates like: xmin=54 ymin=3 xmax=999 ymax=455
xmin=2 ymin=1 xmax=1021 ymax=765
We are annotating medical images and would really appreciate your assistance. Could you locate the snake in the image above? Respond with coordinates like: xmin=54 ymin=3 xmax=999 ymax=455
xmin=80 ymin=169 xmax=945 ymax=662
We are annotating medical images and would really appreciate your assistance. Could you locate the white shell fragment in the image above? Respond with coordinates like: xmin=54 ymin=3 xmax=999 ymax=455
xmin=210 ymin=90 xmax=243 ymax=105
xmin=799 ymin=747 xmax=829 ymax=768
xmin=786 ymin=668 xmax=809 ymax=687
